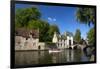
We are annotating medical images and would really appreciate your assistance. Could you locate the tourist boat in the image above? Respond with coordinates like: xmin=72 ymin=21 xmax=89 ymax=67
xmin=49 ymin=49 xmax=62 ymax=53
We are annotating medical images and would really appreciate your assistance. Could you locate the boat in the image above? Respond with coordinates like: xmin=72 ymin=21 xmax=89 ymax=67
xmin=49 ymin=49 xmax=62 ymax=53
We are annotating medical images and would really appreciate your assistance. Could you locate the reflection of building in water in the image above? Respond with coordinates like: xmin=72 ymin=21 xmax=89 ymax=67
xmin=66 ymin=50 xmax=74 ymax=62
xmin=71 ymin=50 xmax=74 ymax=61
xmin=52 ymin=32 xmax=73 ymax=49
xmin=52 ymin=55 xmax=57 ymax=63
xmin=15 ymin=51 xmax=39 ymax=65
xmin=15 ymin=51 xmax=49 ymax=65
xmin=50 ymin=50 xmax=75 ymax=63
xmin=66 ymin=50 xmax=70 ymax=62
xmin=50 ymin=53 xmax=61 ymax=63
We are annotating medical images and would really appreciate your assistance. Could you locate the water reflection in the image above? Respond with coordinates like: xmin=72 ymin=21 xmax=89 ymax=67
xmin=15 ymin=49 xmax=92 ymax=66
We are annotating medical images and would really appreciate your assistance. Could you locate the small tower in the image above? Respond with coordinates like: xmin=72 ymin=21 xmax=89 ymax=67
xmin=64 ymin=32 xmax=67 ymax=36
xmin=52 ymin=32 xmax=58 ymax=43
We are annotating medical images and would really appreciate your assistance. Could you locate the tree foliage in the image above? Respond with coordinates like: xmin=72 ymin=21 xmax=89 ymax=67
xmin=15 ymin=7 xmax=59 ymax=42
xmin=15 ymin=7 xmax=41 ymax=28
xmin=47 ymin=24 xmax=60 ymax=41
xmin=74 ymin=29 xmax=81 ymax=43
xmin=28 ymin=20 xmax=50 ymax=42
xmin=87 ymin=28 xmax=95 ymax=45
xmin=76 ymin=7 xmax=95 ymax=26
xmin=76 ymin=8 xmax=95 ymax=45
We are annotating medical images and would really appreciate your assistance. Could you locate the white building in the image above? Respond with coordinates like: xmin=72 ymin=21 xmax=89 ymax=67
xmin=52 ymin=32 xmax=73 ymax=49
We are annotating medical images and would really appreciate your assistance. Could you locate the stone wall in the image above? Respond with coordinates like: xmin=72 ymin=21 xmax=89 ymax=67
xmin=15 ymin=36 xmax=47 ymax=50
xmin=38 ymin=42 xmax=47 ymax=50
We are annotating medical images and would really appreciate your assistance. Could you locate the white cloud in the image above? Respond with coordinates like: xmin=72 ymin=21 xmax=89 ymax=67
xmin=48 ymin=17 xmax=52 ymax=21
xmin=53 ymin=18 xmax=56 ymax=21
xmin=48 ymin=17 xmax=56 ymax=22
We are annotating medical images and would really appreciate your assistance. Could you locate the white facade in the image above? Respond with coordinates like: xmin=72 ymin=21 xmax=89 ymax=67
xmin=52 ymin=32 xmax=58 ymax=43
xmin=52 ymin=32 xmax=73 ymax=49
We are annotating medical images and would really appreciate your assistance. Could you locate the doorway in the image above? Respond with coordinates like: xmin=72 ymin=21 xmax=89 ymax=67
xmin=38 ymin=46 xmax=41 ymax=50
xmin=69 ymin=40 xmax=71 ymax=46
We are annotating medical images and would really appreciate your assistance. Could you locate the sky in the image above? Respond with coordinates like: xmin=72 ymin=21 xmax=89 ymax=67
xmin=15 ymin=4 xmax=94 ymax=39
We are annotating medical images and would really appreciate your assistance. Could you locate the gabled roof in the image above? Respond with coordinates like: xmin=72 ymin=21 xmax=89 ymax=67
xmin=54 ymin=31 xmax=73 ymax=40
xmin=54 ymin=32 xmax=67 ymax=40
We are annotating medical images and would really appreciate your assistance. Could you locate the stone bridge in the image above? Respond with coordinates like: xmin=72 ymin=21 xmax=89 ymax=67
xmin=69 ymin=44 xmax=87 ymax=50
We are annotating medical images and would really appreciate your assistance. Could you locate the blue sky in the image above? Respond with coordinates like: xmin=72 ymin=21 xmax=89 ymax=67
xmin=15 ymin=4 xmax=94 ymax=39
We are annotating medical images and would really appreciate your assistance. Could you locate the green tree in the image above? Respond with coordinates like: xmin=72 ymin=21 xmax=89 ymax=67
xmin=28 ymin=20 xmax=50 ymax=42
xmin=15 ymin=7 xmax=41 ymax=28
xmin=76 ymin=7 xmax=95 ymax=46
xmin=15 ymin=7 xmax=60 ymax=42
xmin=76 ymin=8 xmax=95 ymax=26
xmin=47 ymin=24 xmax=60 ymax=41
xmin=74 ymin=29 xmax=81 ymax=44
xmin=87 ymin=28 xmax=95 ymax=45
xmin=15 ymin=7 xmax=50 ymax=42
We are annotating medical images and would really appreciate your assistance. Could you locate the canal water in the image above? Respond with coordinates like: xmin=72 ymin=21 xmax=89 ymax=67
xmin=15 ymin=49 xmax=92 ymax=67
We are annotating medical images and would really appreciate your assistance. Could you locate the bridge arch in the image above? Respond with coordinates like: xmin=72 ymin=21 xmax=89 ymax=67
xmin=73 ymin=46 xmax=78 ymax=49
xmin=72 ymin=45 xmax=84 ymax=50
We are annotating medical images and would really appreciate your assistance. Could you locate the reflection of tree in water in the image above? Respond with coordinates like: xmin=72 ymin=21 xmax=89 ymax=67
xmin=37 ymin=51 xmax=52 ymax=64
xmin=74 ymin=49 xmax=82 ymax=62
xmin=83 ymin=46 xmax=95 ymax=61
xmin=15 ymin=49 xmax=91 ymax=67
